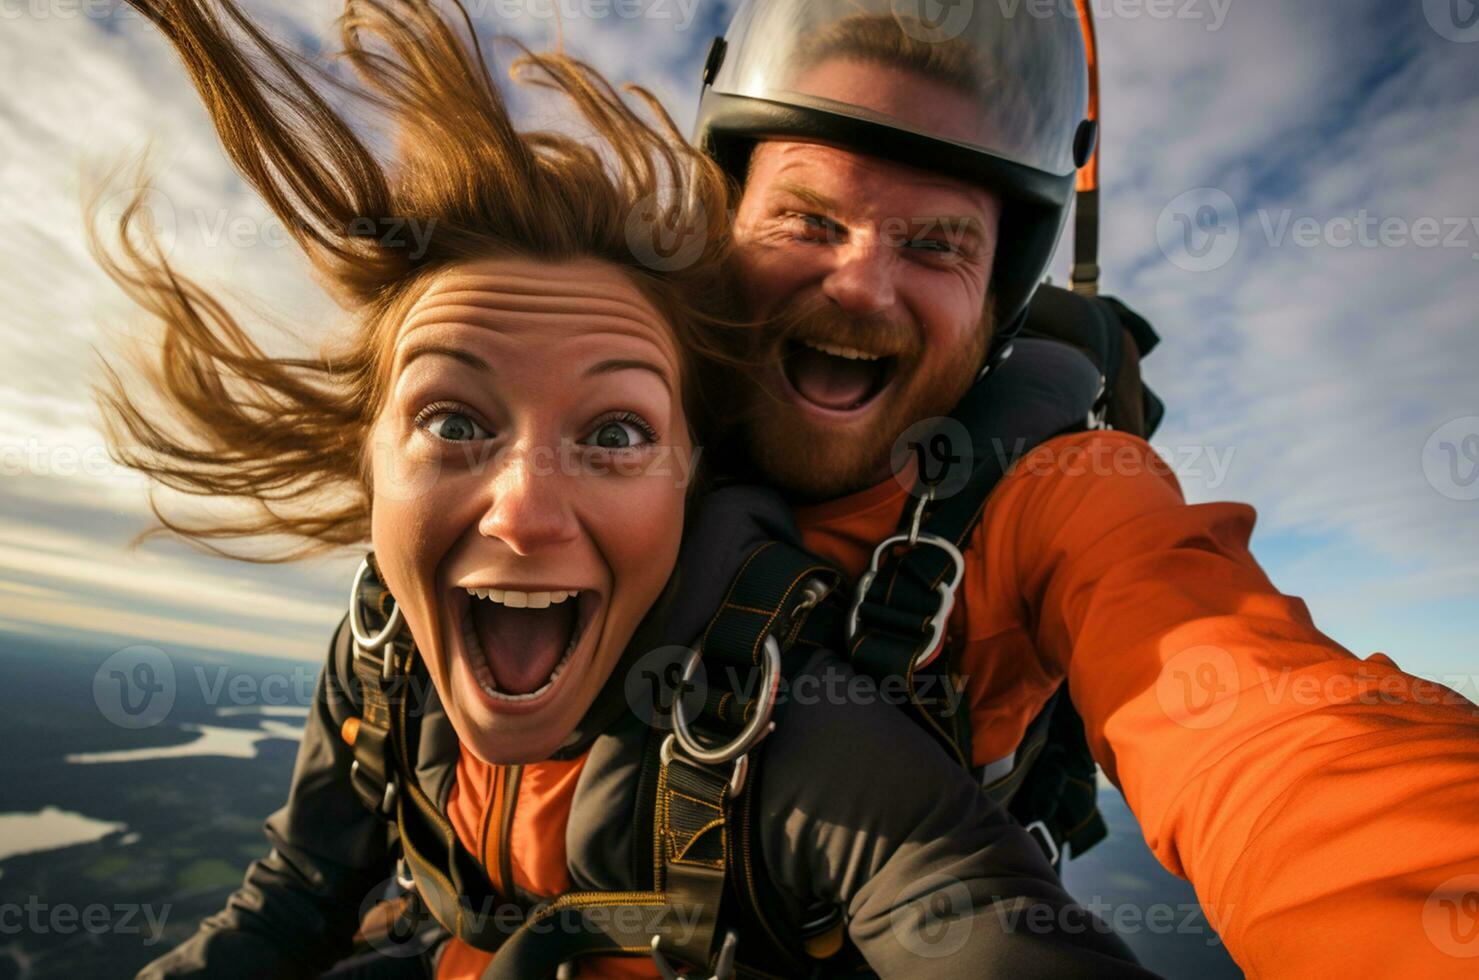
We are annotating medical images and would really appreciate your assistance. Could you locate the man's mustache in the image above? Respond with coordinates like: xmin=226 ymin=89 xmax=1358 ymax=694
xmin=758 ymin=300 xmax=921 ymax=362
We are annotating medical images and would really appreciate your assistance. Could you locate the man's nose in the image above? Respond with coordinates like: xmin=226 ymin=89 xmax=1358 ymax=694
xmin=477 ymin=446 xmax=579 ymax=556
xmin=821 ymin=239 xmax=897 ymax=318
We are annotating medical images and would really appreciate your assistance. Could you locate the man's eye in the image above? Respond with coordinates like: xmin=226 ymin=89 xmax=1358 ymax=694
xmin=423 ymin=412 xmax=490 ymax=442
xmin=583 ymin=417 xmax=655 ymax=450
xmin=906 ymin=238 xmax=959 ymax=255
xmin=786 ymin=212 xmax=839 ymax=243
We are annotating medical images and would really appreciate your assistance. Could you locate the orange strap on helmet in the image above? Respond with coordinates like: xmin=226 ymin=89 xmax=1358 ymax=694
xmin=1071 ymin=0 xmax=1102 ymax=296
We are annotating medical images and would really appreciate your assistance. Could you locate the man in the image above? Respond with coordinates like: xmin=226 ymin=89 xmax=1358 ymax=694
xmin=692 ymin=2 xmax=1479 ymax=977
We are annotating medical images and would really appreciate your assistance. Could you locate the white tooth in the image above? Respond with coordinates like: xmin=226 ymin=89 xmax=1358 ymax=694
xmin=526 ymin=592 xmax=551 ymax=609
xmin=503 ymin=590 xmax=528 ymax=608
xmin=808 ymin=340 xmax=880 ymax=362
xmin=488 ymin=587 xmax=506 ymax=604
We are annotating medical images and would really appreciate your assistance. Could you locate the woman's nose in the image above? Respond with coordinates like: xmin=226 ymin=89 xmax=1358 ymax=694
xmin=477 ymin=446 xmax=579 ymax=556
xmin=821 ymin=239 xmax=897 ymax=318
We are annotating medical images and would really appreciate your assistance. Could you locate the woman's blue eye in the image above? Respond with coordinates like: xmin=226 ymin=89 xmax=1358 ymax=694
xmin=425 ymin=412 xmax=489 ymax=442
xmin=586 ymin=420 xmax=651 ymax=450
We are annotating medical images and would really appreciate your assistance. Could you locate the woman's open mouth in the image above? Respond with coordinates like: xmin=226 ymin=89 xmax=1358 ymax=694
xmin=779 ymin=339 xmax=897 ymax=417
xmin=452 ymin=585 xmax=599 ymax=712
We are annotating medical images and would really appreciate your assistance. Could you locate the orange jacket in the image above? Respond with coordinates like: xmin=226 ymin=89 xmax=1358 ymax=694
xmin=436 ymin=751 xmax=658 ymax=980
xmin=793 ymin=430 xmax=1479 ymax=978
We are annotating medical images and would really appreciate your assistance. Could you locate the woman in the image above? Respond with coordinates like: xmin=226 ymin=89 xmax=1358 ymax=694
xmin=98 ymin=1 xmax=1155 ymax=977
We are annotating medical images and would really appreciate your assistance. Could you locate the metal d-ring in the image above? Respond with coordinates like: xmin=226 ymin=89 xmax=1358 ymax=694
xmin=349 ymin=556 xmax=404 ymax=652
xmin=670 ymin=636 xmax=780 ymax=767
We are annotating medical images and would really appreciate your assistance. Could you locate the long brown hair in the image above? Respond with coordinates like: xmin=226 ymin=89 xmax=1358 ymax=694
xmin=92 ymin=0 xmax=738 ymax=560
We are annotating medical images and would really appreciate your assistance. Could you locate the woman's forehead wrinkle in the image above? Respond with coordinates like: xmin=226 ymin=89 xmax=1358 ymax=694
xmin=395 ymin=271 xmax=684 ymax=377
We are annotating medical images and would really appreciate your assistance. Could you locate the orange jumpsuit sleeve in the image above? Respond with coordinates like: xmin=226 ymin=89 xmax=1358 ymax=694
xmin=980 ymin=430 xmax=1479 ymax=979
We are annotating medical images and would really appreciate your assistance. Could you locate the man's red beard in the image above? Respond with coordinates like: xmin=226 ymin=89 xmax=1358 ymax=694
xmin=737 ymin=297 xmax=994 ymax=502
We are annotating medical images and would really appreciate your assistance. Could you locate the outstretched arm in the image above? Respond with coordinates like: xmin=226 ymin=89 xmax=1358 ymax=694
xmin=757 ymin=649 xmax=1161 ymax=979
xmin=137 ymin=618 xmax=392 ymax=979
xmin=990 ymin=430 xmax=1479 ymax=979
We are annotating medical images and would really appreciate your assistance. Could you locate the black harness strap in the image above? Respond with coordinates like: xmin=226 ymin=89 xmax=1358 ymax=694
xmin=846 ymin=370 xmax=1059 ymax=768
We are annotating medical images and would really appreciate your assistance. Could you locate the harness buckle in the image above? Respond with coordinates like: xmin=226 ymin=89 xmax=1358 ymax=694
xmin=1025 ymin=819 xmax=1061 ymax=868
xmin=846 ymin=532 xmax=966 ymax=671
xmin=350 ymin=760 xmax=398 ymax=817
xmin=651 ymin=928 xmax=737 ymax=980
xmin=660 ymin=734 xmax=750 ymax=800
xmin=670 ymin=635 xmax=780 ymax=768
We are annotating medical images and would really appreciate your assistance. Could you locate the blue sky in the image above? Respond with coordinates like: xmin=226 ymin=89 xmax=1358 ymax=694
xmin=0 ymin=0 xmax=1474 ymax=693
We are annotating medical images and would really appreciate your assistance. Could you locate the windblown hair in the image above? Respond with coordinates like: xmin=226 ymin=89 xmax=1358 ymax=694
xmin=93 ymin=0 xmax=738 ymax=560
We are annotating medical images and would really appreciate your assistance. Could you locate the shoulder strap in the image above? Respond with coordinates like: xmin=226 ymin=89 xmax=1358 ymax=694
xmin=841 ymin=346 xmax=1113 ymax=862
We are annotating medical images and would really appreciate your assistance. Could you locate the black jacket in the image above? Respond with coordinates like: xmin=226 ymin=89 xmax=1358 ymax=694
xmin=138 ymin=487 xmax=1155 ymax=979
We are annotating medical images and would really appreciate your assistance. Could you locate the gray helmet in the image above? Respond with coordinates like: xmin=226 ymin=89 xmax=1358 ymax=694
xmin=694 ymin=0 xmax=1094 ymax=341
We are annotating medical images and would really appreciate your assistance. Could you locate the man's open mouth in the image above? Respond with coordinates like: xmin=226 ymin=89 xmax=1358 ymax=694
xmin=456 ymin=586 xmax=598 ymax=704
xmin=780 ymin=339 xmax=897 ymax=414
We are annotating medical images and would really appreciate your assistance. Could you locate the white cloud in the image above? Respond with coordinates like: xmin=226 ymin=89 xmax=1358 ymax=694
xmin=1039 ymin=1 xmax=1479 ymax=673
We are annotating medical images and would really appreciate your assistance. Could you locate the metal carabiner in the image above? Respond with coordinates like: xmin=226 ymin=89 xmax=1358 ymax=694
xmin=846 ymin=533 xmax=966 ymax=671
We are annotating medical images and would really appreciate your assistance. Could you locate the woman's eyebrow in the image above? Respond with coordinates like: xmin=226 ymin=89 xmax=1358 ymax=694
xmin=398 ymin=343 xmax=491 ymax=374
xmin=585 ymin=358 xmax=673 ymax=394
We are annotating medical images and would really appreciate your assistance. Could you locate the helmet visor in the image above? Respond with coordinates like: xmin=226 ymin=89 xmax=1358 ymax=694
xmin=710 ymin=0 xmax=1089 ymax=178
